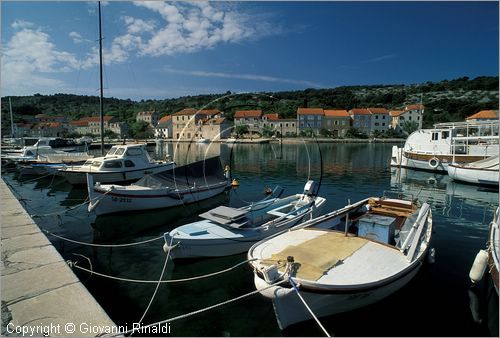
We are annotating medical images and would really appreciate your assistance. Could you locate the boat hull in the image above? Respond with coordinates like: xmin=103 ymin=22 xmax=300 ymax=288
xmin=89 ymin=182 xmax=228 ymax=216
xmin=254 ymin=259 xmax=423 ymax=329
xmin=167 ymin=214 xmax=313 ymax=259
xmin=58 ymin=163 xmax=173 ymax=185
xmin=390 ymin=146 xmax=490 ymax=172
xmin=448 ymin=165 xmax=499 ymax=186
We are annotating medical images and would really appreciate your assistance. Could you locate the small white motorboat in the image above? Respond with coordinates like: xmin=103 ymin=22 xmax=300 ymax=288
xmin=447 ymin=155 xmax=499 ymax=186
xmin=163 ymin=181 xmax=326 ymax=259
xmin=87 ymin=156 xmax=229 ymax=216
xmin=248 ymin=194 xmax=433 ymax=329
xmin=195 ymin=137 xmax=209 ymax=143
xmin=57 ymin=144 xmax=175 ymax=185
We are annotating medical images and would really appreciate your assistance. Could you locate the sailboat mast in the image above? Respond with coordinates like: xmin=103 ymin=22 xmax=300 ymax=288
xmin=98 ymin=1 xmax=104 ymax=156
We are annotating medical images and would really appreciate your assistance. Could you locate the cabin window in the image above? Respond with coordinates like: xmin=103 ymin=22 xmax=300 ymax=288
xmin=104 ymin=160 xmax=122 ymax=168
xmin=431 ymin=132 xmax=439 ymax=141
xmin=126 ymin=148 xmax=143 ymax=156
xmin=91 ymin=161 xmax=102 ymax=167
xmin=115 ymin=148 xmax=125 ymax=155
xmin=442 ymin=131 xmax=450 ymax=139
xmin=124 ymin=160 xmax=135 ymax=167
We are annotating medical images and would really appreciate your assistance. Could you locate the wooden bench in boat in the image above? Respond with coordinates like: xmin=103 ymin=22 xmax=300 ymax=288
xmin=199 ymin=206 xmax=250 ymax=228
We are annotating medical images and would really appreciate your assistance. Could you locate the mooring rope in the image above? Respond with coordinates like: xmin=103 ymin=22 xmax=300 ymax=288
xmin=114 ymin=278 xmax=287 ymax=337
xmin=70 ymin=258 xmax=257 ymax=283
xmin=45 ymin=230 xmax=163 ymax=248
xmin=137 ymin=235 xmax=175 ymax=325
xmin=289 ymin=277 xmax=331 ymax=337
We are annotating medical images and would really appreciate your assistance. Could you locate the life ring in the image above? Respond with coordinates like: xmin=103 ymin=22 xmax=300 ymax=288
xmin=428 ymin=157 xmax=440 ymax=169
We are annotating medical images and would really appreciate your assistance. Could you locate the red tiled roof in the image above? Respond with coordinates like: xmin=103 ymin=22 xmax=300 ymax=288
xmin=389 ymin=110 xmax=404 ymax=117
xmin=350 ymin=108 xmax=371 ymax=115
xmin=173 ymin=108 xmax=218 ymax=116
xmin=466 ymin=110 xmax=499 ymax=120
xmin=70 ymin=120 xmax=89 ymax=126
xmin=234 ymin=110 xmax=262 ymax=118
xmin=87 ymin=116 xmax=114 ymax=122
xmin=367 ymin=107 xmax=389 ymax=114
xmin=263 ymin=113 xmax=279 ymax=120
xmin=297 ymin=108 xmax=324 ymax=115
xmin=405 ymin=104 xmax=424 ymax=111
xmin=158 ymin=115 xmax=172 ymax=124
xmin=36 ymin=122 xmax=63 ymax=128
xmin=324 ymin=109 xmax=349 ymax=117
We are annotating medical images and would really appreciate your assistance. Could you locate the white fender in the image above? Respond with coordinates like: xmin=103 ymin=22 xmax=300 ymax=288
xmin=469 ymin=249 xmax=488 ymax=284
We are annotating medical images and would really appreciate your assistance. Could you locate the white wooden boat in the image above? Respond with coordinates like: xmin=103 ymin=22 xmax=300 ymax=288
xmin=87 ymin=156 xmax=229 ymax=216
xmin=447 ymin=155 xmax=499 ymax=186
xmin=195 ymin=137 xmax=209 ymax=143
xmin=248 ymin=195 xmax=433 ymax=329
xmin=163 ymin=181 xmax=326 ymax=259
xmin=470 ymin=207 xmax=499 ymax=295
xmin=57 ymin=144 xmax=175 ymax=185
xmin=391 ymin=120 xmax=499 ymax=172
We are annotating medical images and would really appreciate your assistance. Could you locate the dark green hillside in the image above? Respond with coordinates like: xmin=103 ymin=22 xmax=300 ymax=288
xmin=1 ymin=76 xmax=498 ymax=134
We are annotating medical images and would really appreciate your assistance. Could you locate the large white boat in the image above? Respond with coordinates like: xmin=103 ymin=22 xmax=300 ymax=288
xmin=391 ymin=120 xmax=499 ymax=172
xmin=447 ymin=155 xmax=499 ymax=187
xmin=248 ymin=194 xmax=433 ymax=329
xmin=86 ymin=156 xmax=229 ymax=216
xmin=57 ymin=144 xmax=175 ymax=185
xmin=162 ymin=181 xmax=326 ymax=259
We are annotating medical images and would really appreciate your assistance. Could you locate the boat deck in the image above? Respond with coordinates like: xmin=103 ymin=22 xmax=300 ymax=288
xmin=256 ymin=229 xmax=409 ymax=285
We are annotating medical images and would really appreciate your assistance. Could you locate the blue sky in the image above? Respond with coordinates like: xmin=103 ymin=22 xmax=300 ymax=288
xmin=1 ymin=1 xmax=498 ymax=100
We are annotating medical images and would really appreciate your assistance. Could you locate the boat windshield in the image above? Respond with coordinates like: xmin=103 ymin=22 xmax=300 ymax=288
xmin=91 ymin=161 xmax=102 ymax=168
xmin=83 ymin=160 xmax=93 ymax=166
xmin=106 ymin=146 xmax=118 ymax=156
xmin=115 ymin=148 xmax=125 ymax=155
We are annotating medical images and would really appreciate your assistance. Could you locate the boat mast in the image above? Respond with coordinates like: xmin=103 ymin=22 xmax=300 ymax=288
xmin=98 ymin=1 xmax=104 ymax=156
xmin=8 ymin=97 xmax=15 ymax=138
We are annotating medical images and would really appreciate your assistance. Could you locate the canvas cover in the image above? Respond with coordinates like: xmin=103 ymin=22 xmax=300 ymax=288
xmin=135 ymin=156 xmax=226 ymax=189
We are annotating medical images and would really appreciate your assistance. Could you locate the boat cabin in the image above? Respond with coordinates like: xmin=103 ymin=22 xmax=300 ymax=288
xmin=81 ymin=144 xmax=159 ymax=171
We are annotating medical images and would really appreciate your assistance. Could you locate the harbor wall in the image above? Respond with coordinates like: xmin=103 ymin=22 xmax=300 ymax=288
xmin=0 ymin=178 xmax=116 ymax=336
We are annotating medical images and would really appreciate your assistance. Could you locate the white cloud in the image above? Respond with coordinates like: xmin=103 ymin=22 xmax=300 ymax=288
xmin=11 ymin=19 xmax=34 ymax=30
xmin=105 ymin=1 xmax=277 ymax=57
xmin=69 ymin=31 xmax=85 ymax=44
xmin=2 ymin=26 xmax=82 ymax=95
xmin=163 ymin=68 xmax=323 ymax=88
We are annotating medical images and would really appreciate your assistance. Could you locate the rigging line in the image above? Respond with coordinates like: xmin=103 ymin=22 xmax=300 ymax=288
xmin=136 ymin=235 xmax=175 ymax=327
xmin=114 ymin=278 xmax=288 ymax=337
xmin=44 ymin=229 xmax=163 ymax=248
xmin=289 ymin=277 xmax=331 ymax=337
xmin=71 ymin=258 xmax=257 ymax=284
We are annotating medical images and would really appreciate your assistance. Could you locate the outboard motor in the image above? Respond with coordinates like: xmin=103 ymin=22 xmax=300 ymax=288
xmin=303 ymin=180 xmax=317 ymax=196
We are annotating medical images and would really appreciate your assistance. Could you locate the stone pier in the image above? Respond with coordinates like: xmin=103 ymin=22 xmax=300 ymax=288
xmin=1 ymin=178 xmax=116 ymax=336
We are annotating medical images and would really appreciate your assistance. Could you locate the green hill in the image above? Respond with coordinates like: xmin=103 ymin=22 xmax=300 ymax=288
xmin=1 ymin=76 xmax=498 ymax=134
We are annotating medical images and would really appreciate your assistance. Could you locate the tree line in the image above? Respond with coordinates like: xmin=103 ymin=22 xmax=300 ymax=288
xmin=2 ymin=76 xmax=498 ymax=133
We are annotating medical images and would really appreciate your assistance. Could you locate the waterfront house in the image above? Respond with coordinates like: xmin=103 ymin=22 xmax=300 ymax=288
xmin=154 ymin=115 xmax=173 ymax=138
xmin=297 ymin=108 xmax=324 ymax=135
xmin=262 ymin=113 xmax=297 ymax=136
xmin=389 ymin=110 xmax=404 ymax=131
xmin=31 ymin=122 xmax=67 ymax=137
xmin=172 ymin=108 xmax=223 ymax=140
xmin=323 ymin=110 xmax=351 ymax=137
xmin=349 ymin=108 xmax=372 ymax=135
xmin=201 ymin=117 xmax=232 ymax=140
xmin=69 ymin=116 xmax=127 ymax=138
xmin=367 ymin=107 xmax=390 ymax=134
xmin=234 ymin=110 xmax=262 ymax=134
xmin=136 ymin=111 xmax=160 ymax=128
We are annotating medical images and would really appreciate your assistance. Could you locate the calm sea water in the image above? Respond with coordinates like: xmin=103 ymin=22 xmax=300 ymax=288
xmin=2 ymin=142 xmax=499 ymax=337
